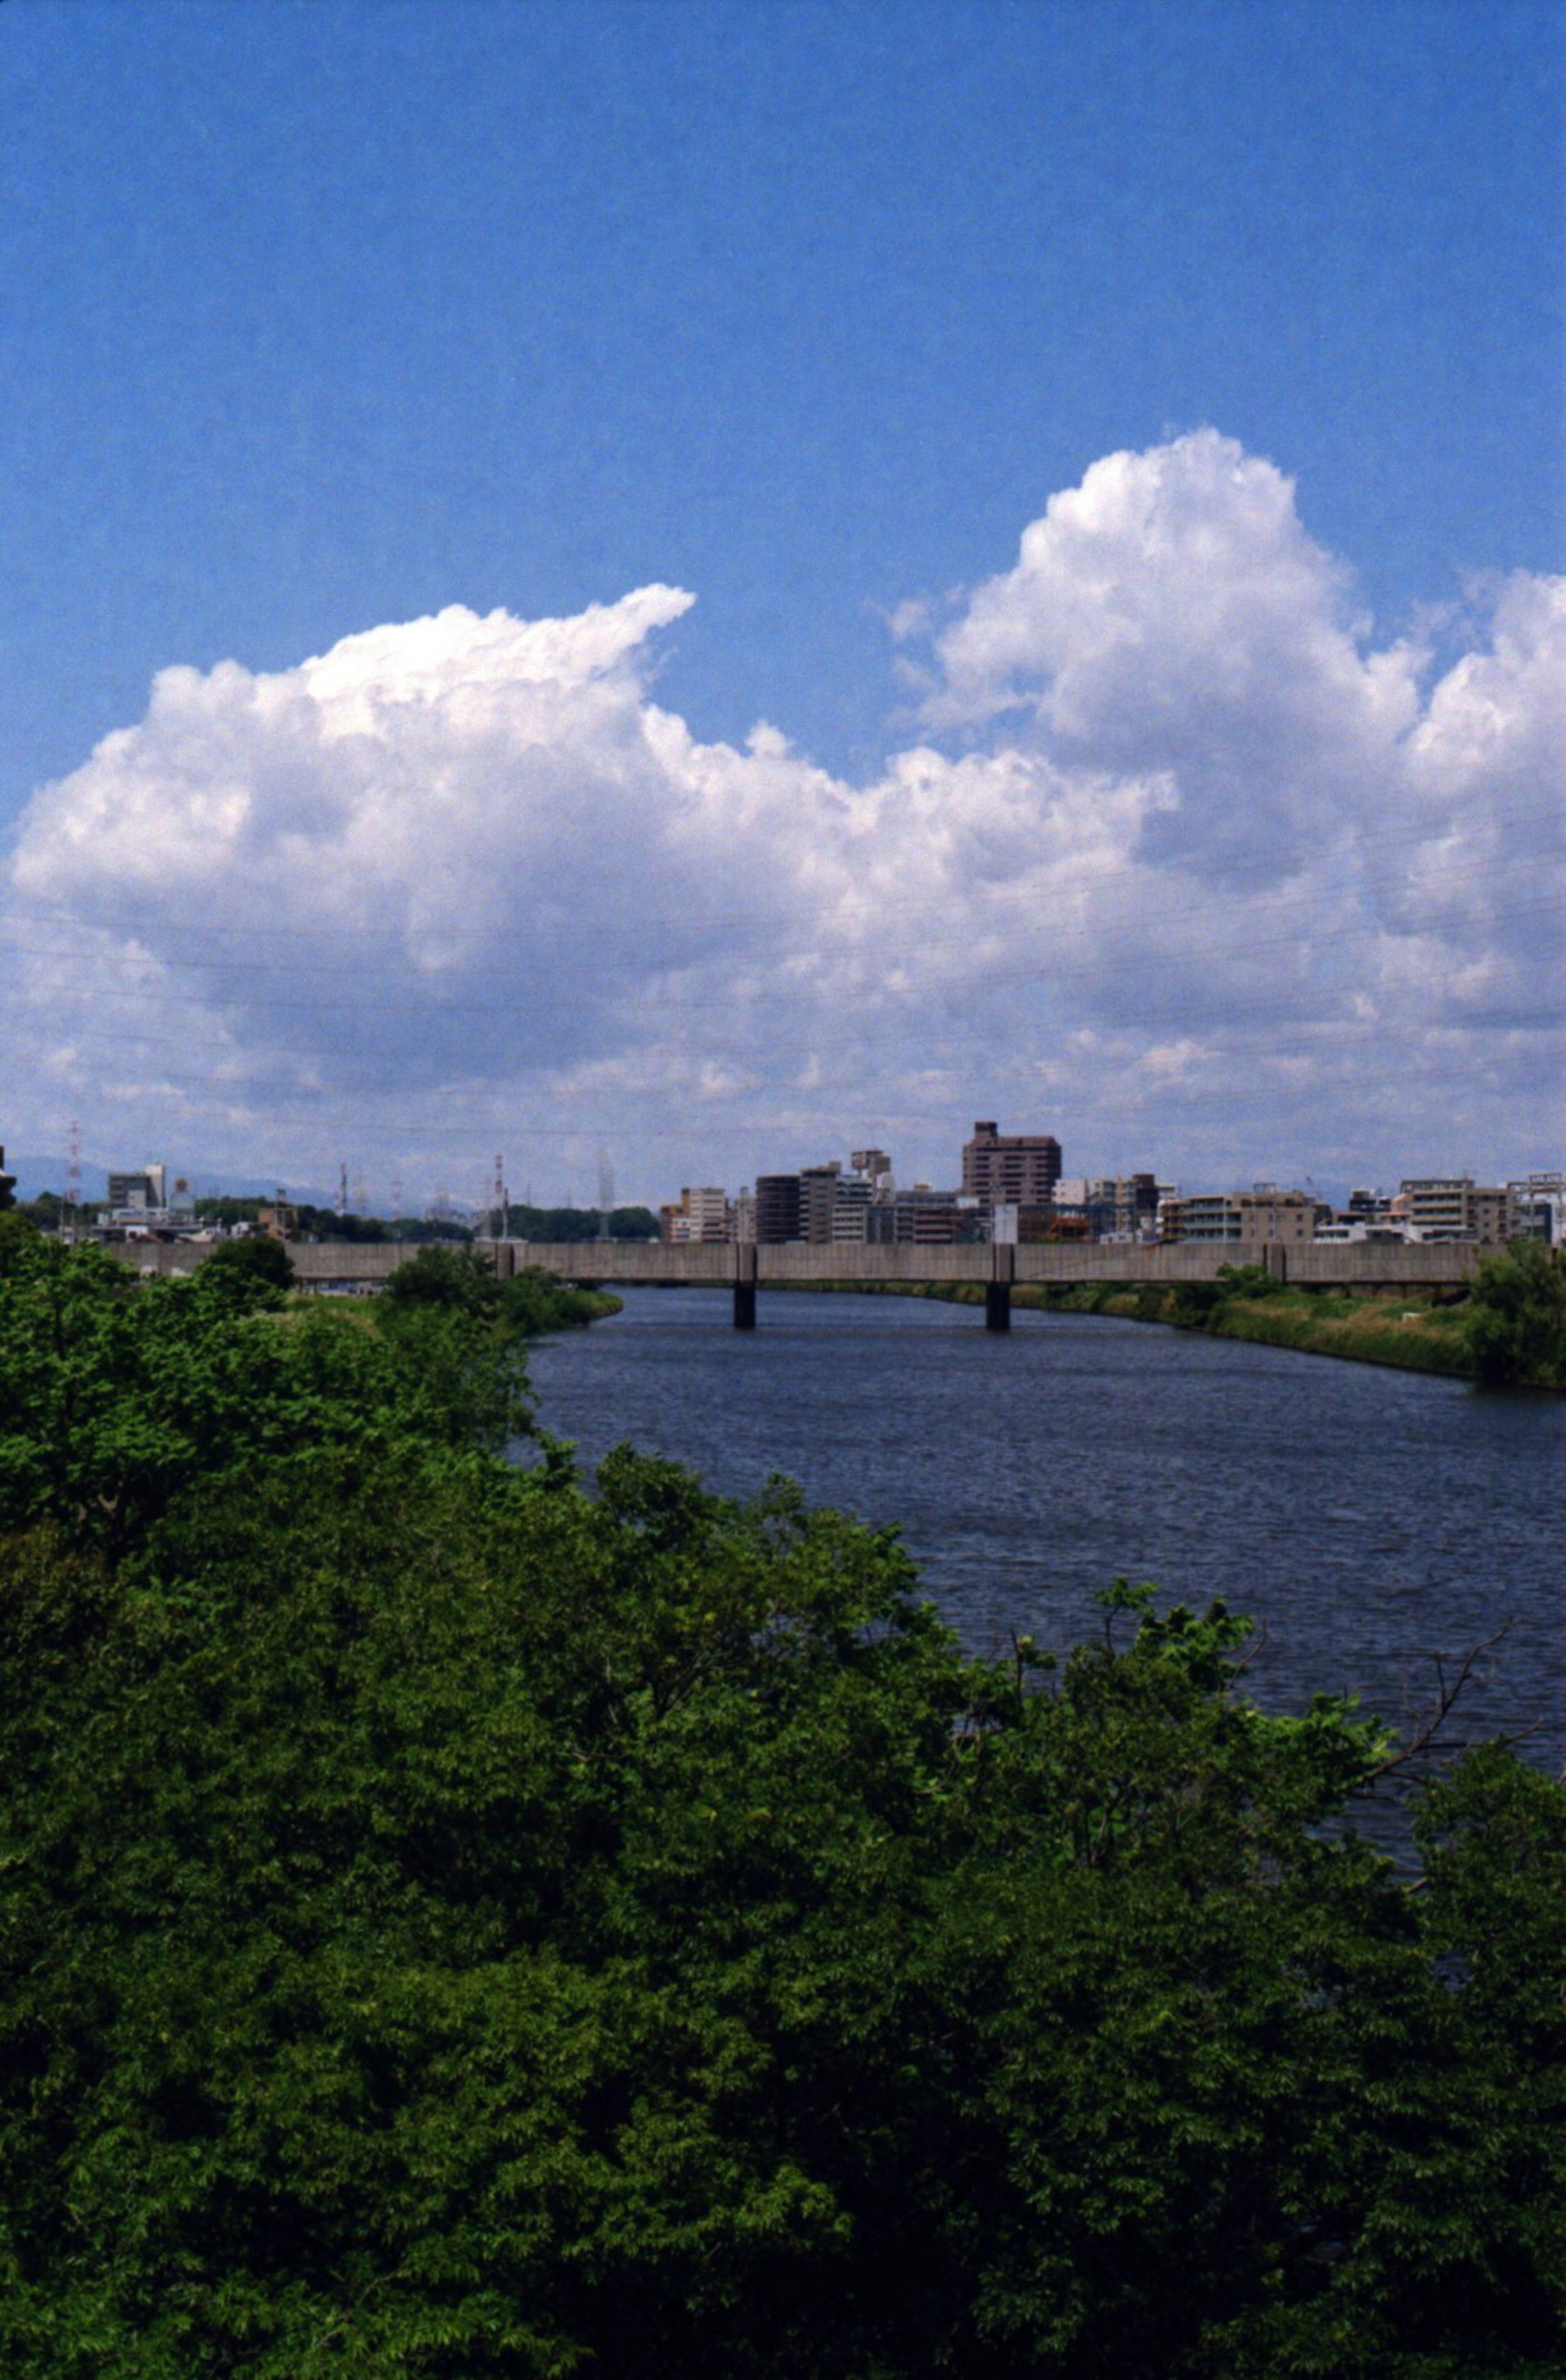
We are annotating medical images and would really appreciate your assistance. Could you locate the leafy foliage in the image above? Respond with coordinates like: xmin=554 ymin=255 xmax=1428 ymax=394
xmin=0 ymin=1241 xmax=1561 ymax=2374
xmin=1467 ymin=1239 xmax=1566 ymax=1389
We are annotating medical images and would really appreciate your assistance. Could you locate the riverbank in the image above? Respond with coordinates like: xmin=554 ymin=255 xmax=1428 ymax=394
xmin=795 ymin=1274 xmax=1478 ymax=1379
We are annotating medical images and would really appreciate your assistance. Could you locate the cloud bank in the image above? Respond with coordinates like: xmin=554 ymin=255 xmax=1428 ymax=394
xmin=8 ymin=431 xmax=1562 ymax=1199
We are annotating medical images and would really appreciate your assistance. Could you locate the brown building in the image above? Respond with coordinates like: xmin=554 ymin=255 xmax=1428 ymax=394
xmin=1165 ymin=1188 xmax=1317 ymax=1244
xmin=961 ymin=1120 xmax=1062 ymax=1211
xmin=1398 ymin=1178 xmax=1520 ymax=1245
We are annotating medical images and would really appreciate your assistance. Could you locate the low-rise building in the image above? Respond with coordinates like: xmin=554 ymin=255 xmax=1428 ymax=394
xmin=659 ymin=1186 xmax=731 ymax=1244
xmin=1508 ymin=1172 xmax=1565 ymax=1243
xmin=867 ymin=1188 xmax=984 ymax=1245
xmin=1398 ymin=1178 xmax=1520 ymax=1245
xmin=1164 ymin=1186 xmax=1317 ymax=1245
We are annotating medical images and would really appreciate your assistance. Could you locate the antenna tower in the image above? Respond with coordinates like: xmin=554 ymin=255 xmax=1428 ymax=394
xmin=493 ymin=1152 xmax=506 ymax=1239
xmin=337 ymin=1161 xmax=348 ymax=1218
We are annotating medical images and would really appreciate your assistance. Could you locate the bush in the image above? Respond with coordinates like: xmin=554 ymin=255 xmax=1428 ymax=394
xmin=1467 ymin=1239 xmax=1566 ymax=1389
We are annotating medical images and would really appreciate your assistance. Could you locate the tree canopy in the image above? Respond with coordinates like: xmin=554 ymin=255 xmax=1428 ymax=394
xmin=0 ymin=1224 xmax=1561 ymax=2375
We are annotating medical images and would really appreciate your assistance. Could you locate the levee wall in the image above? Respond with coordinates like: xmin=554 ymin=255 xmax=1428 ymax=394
xmin=98 ymin=1235 xmax=1481 ymax=1296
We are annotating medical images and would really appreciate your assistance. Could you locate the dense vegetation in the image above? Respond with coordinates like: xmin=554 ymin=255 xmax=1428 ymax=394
xmin=0 ymin=1217 xmax=1562 ymax=2375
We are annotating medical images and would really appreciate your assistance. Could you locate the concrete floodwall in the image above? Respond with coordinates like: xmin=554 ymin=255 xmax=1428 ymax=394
xmin=95 ymin=1233 xmax=1484 ymax=1296
xmin=98 ymin=1239 xmax=211 ymax=1278
xmin=756 ymin=1242 xmax=991 ymax=1285
xmin=513 ymin=1239 xmax=736 ymax=1285
xmin=1287 ymin=1242 xmax=1478 ymax=1290
xmin=288 ymin=1241 xmax=405 ymax=1282
xmin=1015 ymin=1242 xmax=1236 ymax=1286
xmin=1014 ymin=1240 xmax=1476 ymax=1292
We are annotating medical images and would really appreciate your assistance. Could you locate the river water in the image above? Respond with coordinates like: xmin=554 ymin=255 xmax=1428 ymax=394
xmin=526 ymin=1289 xmax=1565 ymax=1772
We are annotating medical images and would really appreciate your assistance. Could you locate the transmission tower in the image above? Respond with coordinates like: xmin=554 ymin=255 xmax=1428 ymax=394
xmin=337 ymin=1162 xmax=348 ymax=1219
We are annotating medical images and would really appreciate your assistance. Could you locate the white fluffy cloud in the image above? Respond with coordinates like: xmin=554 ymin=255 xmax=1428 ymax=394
xmin=7 ymin=432 xmax=1562 ymax=1198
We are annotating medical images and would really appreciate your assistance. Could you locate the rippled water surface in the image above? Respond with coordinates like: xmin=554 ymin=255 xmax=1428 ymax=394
xmin=527 ymin=1290 xmax=1565 ymax=1766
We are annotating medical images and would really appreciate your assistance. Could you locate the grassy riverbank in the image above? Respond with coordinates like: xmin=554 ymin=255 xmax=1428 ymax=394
xmin=803 ymin=1272 xmax=1479 ymax=1378
xmin=1028 ymin=1278 xmax=1475 ymax=1376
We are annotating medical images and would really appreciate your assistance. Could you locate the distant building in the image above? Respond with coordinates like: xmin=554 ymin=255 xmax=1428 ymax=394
xmin=1398 ymin=1178 xmax=1519 ymax=1245
xmin=107 ymin=1165 xmax=167 ymax=1217
xmin=0 ymin=1145 xmax=14 ymax=1212
xmin=800 ymin=1163 xmax=843 ymax=1245
xmin=1508 ymin=1172 xmax=1564 ymax=1243
xmin=755 ymin=1174 xmax=804 ymax=1244
xmin=1164 ymin=1187 xmax=1317 ymax=1245
xmin=867 ymin=1188 xmax=984 ymax=1245
xmin=962 ymin=1121 xmax=1062 ymax=1212
xmin=990 ymin=1201 xmax=1078 ymax=1244
xmin=659 ymin=1186 xmax=731 ymax=1244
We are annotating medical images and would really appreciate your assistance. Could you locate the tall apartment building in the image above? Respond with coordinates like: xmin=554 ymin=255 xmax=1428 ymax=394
xmin=754 ymin=1161 xmax=880 ymax=1245
xmin=800 ymin=1163 xmax=843 ymax=1245
xmin=1398 ymin=1178 xmax=1519 ymax=1245
xmin=755 ymin=1174 xmax=804 ymax=1244
xmin=0 ymin=1145 xmax=14 ymax=1211
xmin=962 ymin=1120 xmax=1062 ymax=1211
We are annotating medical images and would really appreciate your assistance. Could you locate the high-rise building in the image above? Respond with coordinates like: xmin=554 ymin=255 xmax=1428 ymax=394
xmin=800 ymin=1163 xmax=843 ymax=1245
xmin=755 ymin=1174 xmax=804 ymax=1244
xmin=961 ymin=1121 xmax=1062 ymax=1211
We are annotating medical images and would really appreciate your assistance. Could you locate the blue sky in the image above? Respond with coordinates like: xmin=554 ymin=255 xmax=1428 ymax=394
xmin=3 ymin=0 xmax=1562 ymax=1206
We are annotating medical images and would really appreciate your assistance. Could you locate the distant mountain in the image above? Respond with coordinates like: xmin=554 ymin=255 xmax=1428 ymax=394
xmin=8 ymin=1154 xmax=109 ymax=1204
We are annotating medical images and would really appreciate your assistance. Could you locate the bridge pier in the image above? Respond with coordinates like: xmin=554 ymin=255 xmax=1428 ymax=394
xmin=986 ymin=1244 xmax=1014 ymax=1331
xmin=733 ymin=1244 xmax=759 ymax=1330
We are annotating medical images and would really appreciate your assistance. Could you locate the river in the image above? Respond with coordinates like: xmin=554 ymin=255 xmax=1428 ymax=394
xmin=526 ymin=1288 xmax=1565 ymax=1772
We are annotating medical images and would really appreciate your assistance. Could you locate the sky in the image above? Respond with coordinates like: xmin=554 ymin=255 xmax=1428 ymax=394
xmin=2 ymin=0 xmax=1562 ymax=1210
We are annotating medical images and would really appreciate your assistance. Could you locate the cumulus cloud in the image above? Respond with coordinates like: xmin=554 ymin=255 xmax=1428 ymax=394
xmin=7 ymin=432 xmax=1562 ymax=1196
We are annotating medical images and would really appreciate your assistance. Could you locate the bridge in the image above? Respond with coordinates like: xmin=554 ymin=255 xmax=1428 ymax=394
xmin=112 ymin=1235 xmax=1483 ymax=1329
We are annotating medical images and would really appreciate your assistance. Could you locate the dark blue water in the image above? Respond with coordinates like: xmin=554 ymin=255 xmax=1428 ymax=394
xmin=527 ymin=1290 xmax=1565 ymax=1769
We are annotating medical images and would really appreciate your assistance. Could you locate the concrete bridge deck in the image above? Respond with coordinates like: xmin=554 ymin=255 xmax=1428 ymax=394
xmin=108 ymin=1234 xmax=1482 ymax=1329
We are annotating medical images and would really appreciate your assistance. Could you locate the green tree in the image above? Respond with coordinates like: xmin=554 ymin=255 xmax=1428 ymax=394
xmin=197 ymin=1232 xmax=296 ymax=1296
xmin=1467 ymin=1238 xmax=1566 ymax=1389
xmin=0 ymin=1247 xmax=1560 ymax=2375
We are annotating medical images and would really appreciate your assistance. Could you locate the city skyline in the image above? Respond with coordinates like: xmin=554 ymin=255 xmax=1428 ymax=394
xmin=3 ymin=1 xmax=1562 ymax=1202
